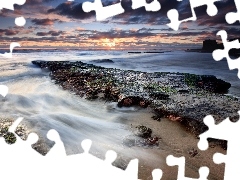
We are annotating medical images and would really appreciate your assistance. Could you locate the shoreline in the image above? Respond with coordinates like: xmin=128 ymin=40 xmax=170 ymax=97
xmin=1 ymin=58 xmax=237 ymax=179
xmin=31 ymin=60 xmax=240 ymax=141
xmin=0 ymin=105 xmax=225 ymax=179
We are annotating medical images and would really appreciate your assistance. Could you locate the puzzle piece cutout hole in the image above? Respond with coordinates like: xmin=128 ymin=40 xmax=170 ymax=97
xmin=225 ymin=0 xmax=240 ymax=24
xmin=82 ymin=0 xmax=125 ymax=21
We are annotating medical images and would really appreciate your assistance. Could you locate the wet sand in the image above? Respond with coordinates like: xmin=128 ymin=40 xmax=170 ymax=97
xmin=116 ymin=108 xmax=225 ymax=180
xmin=0 ymin=99 xmax=226 ymax=180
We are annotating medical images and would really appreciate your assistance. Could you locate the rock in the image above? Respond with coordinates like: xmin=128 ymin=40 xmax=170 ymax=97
xmin=197 ymin=75 xmax=231 ymax=93
xmin=135 ymin=125 xmax=152 ymax=138
xmin=31 ymin=60 xmax=239 ymax=152
xmin=144 ymin=136 xmax=159 ymax=146
xmin=178 ymin=90 xmax=189 ymax=94
xmin=149 ymin=92 xmax=169 ymax=100
xmin=188 ymin=148 xmax=198 ymax=157
xmin=167 ymin=114 xmax=182 ymax=121
xmin=184 ymin=74 xmax=231 ymax=93
xmin=197 ymin=75 xmax=229 ymax=92
xmin=151 ymin=115 xmax=161 ymax=122
xmin=152 ymin=108 xmax=171 ymax=119
xmin=3 ymin=132 xmax=16 ymax=144
xmin=117 ymin=96 xmax=150 ymax=108
xmin=90 ymin=59 xmax=114 ymax=63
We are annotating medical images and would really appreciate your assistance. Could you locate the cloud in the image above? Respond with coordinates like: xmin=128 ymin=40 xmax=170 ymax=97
xmin=86 ymin=28 xmax=156 ymax=39
xmin=31 ymin=18 xmax=61 ymax=25
xmin=109 ymin=0 xmax=192 ymax=25
xmin=46 ymin=0 xmax=192 ymax=25
xmin=36 ymin=30 xmax=65 ymax=36
xmin=0 ymin=29 xmax=20 ymax=36
xmin=194 ymin=0 xmax=238 ymax=26
xmin=47 ymin=1 xmax=95 ymax=20
xmin=25 ymin=0 xmax=56 ymax=5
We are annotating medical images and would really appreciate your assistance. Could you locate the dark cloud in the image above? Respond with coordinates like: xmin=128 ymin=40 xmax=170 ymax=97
xmin=31 ymin=18 xmax=61 ymax=25
xmin=110 ymin=0 xmax=192 ymax=25
xmin=36 ymin=30 xmax=65 ymax=36
xmin=46 ymin=0 xmax=192 ymax=24
xmin=48 ymin=1 xmax=95 ymax=19
xmin=13 ymin=0 xmax=57 ymax=12
xmin=221 ymin=28 xmax=240 ymax=40
xmin=25 ymin=0 xmax=55 ymax=5
xmin=0 ymin=29 xmax=20 ymax=36
xmin=194 ymin=0 xmax=238 ymax=26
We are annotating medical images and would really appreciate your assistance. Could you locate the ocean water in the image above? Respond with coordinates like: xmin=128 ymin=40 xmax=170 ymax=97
xmin=0 ymin=50 xmax=238 ymax=178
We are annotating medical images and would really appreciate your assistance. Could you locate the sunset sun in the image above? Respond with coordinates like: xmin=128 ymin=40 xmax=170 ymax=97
xmin=102 ymin=38 xmax=116 ymax=48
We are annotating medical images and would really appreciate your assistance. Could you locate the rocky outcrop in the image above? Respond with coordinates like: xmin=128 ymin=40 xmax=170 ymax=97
xmin=32 ymin=60 xmax=240 ymax=150
xmin=184 ymin=74 xmax=231 ymax=93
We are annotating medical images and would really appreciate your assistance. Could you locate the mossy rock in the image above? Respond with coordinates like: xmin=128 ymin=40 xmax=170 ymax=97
xmin=135 ymin=125 xmax=152 ymax=138
xmin=3 ymin=132 xmax=17 ymax=144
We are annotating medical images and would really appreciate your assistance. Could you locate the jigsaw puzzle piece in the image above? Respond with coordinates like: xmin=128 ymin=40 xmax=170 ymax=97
xmin=198 ymin=112 xmax=240 ymax=179
xmin=102 ymin=149 xmax=139 ymax=180
xmin=190 ymin=0 xmax=219 ymax=16
xmin=198 ymin=114 xmax=239 ymax=151
xmin=0 ymin=85 xmax=8 ymax=97
xmin=197 ymin=115 xmax=217 ymax=151
xmin=82 ymin=0 xmax=125 ymax=21
xmin=0 ymin=42 xmax=21 ymax=58
xmin=46 ymin=129 xmax=66 ymax=157
xmin=214 ymin=130 xmax=240 ymax=180
xmin=0 ymin=117 xmax=44 ymax=179
xmin=131 ymin=0 xmax=161 ymax=12
xmin=213 ymin=142 xmax=240 ymax=180
xmin=0 ymin=0 xmax=26 ymax=10
xmin=225 ymin=0 xmax=240 ymax=24
xmin=104 ymin=149 xmax=117 ymax=164
xmin=166 ymin=155 xmax=209 ymax=180
xmin=64 ymin=139 xmax=138 ymax=180
xmin=152 ymin=169 xmax=163 ymax=180
xmin=167 ymin=0 xmax=220 ymax=30
xmin=212 ymin=30 xmax=240 ymax=78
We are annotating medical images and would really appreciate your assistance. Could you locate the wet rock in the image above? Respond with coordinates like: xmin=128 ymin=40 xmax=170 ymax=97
xmin=167 ymin=114 xmax=182 ymax=121
xmin=134 ymin=136 xmax=160 ymax=147
xmin=143 ymin=136 xmax=159 ymax=146
xmin=152 ymin=108 xmax=172 ymax=119
xmin=178 ymin=90 xmax=189 ymax=94
xmin=184 ymin=74 xmax=231 ymax=93
xmin=197 ymin=75 xmax=231 ymax=93
xmin=207 ymin=138 xmax=228 ymax=150
xmin=90 ymin=59 xmax=114 ymax=63
xmin=117 ymin=96 xmax=150 ymax=108
xmin=135 ymin=125 xmax=152 ymax=138
xmin=151 ymin=115 xmax=161 ymax=122
xmin=3 ymin=132 xmax=16 ymax=144
xmin=104 ymin=86 xmax=120 ymax=102
xmin=188 ymin=148 xmax=198 ymax=157
xmin=149 ymin=92 xmax=169 ymax=100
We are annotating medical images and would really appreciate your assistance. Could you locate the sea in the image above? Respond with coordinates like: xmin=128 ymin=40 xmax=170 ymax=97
xmin=0 ymin=50 xmax=239 ymax=179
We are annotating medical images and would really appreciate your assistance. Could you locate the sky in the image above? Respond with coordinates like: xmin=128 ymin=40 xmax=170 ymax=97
xmin=0 ymin=0 xmax=239 ymax=50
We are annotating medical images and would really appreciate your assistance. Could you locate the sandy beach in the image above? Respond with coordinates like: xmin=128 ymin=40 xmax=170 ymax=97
xmin=123 ymin=109 xmax=225 ymax=180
